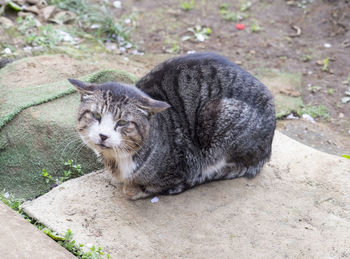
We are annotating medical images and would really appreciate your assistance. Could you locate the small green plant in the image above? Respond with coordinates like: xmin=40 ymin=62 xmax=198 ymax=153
xmin=298 ymin=105 xmax=329 ymax=120
xmin=180 ymin=0 xmax=194 ymax=11
xmin=219 ymin=3 xmax=248 ymax=22
xmin=182 ymin=25 xmax=211 ymax=42
xmin=220 ymin=3 xmax=228 ymax=11
xmin=302 ymin=55 xmax=312 ymax=62
xmin=41 ymin=168 xmax=54 ymax=184
xmin=240 ymin=1 xmax=252 ymax=12
xmin=342 ymin=154 xmax=350 ymax=159
xmin=342 ymin=75 xmax=350 ymax=85
xmin=322 ymin=58 xmax=329 ymax=71
xmin=308 ymin=85 xmax=321 ymax=93
xmin=0 ymin=192 xmax=22 ymax=211
xmin=42 ymin=160 xmax=83 ymax=185
xmin=48 ymin=0 xmax=133 ymax=47
xmin=56 ymin=229 xmax=111 ymax=258
xmin=327 ymin=88 xmax=334 ymax=95
xmin=250 ymin=20 xmax=262 ymax=32
xmin=60 ymin=159 xmax=83 ymax=182
xmin=166 ymin=41 xmax=180 ymax=54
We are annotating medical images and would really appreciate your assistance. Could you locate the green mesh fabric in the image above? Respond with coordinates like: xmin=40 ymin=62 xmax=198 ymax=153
xmin=0 ymin=57 xmax=137 ymax=200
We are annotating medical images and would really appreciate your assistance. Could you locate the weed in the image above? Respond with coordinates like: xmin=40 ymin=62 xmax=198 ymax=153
xmin=219 ymin=3 xmax=248 ymax=22
xmin=308 ymin=85 xmax=321 ymax=93
xmin=327 ymin=88 xmax=334 ymax=95
xmin=41 ymin=168 xmax=55 ymax=184
xmin=251 ymin=20 xmax=262 ymax=32
xmin=166 ymin=42 xmax=180 ymax=54
xmin=302 ymin=55 xmax=312 ymax=62
xmin=342 ymin=75 xmax=350 ymax=85
xmin=220 ymin=3 xmax=228 ymax=11
xmin=57 ymin=229 xmax=111 ymax=258
xmin=298 ymin=105 xmax=329 ymax=120
xmin=41 ymin=159 xmax=83 ymax=185
xmin=342 ymin=154 xmax=350 ymax=159
xmin=60 ymin=159 xmax=83 ymax=182
xmin=240 ymin=1 xmax=252 ymax=12
xmin=0 ymin=192 xmax=22 ymax=211
xmin=180 ymin=0 xmax=194 ymax=11
xmin=182 ymin=25 xmax=211 ymax=42
xmin=322 ymin=58 xmax=329 ymax=71
xmin=48 ymin=0 xmax=133 ymax=47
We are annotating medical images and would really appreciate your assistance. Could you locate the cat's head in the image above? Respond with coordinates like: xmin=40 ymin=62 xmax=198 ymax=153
xmin=68 ymin=79 xmax=170 ymax=155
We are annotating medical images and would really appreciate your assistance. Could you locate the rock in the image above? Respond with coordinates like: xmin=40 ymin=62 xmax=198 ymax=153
xmin=24 ymin=5 xmax=39 ymax=14
xmin=18 ymin=11 xmax=33 ymax=17
xmin=26 ymin=0 xmax=38 ymax=4
xmin=35 ymin=0 xmax=47 ymax=9
xmin=50 ymin=11 xmax=76 ymax=25
xmin=14 ymin=0 xmax=25 ymax=5
xmin=21 ymin=132 xmax=350 ymax=258
xmin=3 ymin=48 xmax=12 ymax=55
xmin=0 ymin=17 xmax=14 ymax=28
xmin=341 ymin=97 xmax=350 ymax=104
xmin=302 ymin=114 xmax=316 ymax=123
xmin=41 ymin=5 xmax=56 ymax=21
xmin=113 ymin=0 xmax=121 ymax=8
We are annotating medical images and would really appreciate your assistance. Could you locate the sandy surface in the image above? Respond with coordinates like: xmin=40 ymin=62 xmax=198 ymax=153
xmin=22 ymin=131 xmax=350 ymax=258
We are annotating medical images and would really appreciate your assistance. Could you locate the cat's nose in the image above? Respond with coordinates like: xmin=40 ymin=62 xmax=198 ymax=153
xmin=99 ymin=134 xmax=108 ymax=141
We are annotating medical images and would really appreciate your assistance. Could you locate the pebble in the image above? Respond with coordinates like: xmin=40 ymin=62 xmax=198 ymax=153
xmin=324 ymin=43 xmax=332 ymax=48
xmin=302 ymin=114 xmax=315 ymax=123
xmin=3 ymin=48 xmax=12 ymax=54
xmin=151 ymin=196 xmax=159 ymax=203
xmin=286 ymin=113 xmax=299 ymax=120
xmin=0 ymin=17 xmax=14 ymax=28
xmin=113 ymin=1 xmax=122 ymax=8
xmin=339 ymin=113 xmax=344 ymax=118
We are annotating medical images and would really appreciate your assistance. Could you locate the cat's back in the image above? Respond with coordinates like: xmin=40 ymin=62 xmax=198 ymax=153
xmin=136 ymin=52 xmax=273 ymax=111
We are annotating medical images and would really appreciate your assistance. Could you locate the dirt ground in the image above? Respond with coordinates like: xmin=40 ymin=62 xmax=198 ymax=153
xmin=115 ymin=0 xmax=350 ymax=154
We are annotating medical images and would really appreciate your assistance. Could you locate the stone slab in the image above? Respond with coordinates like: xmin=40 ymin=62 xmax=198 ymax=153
xmin=22 ymin=131 xmax=350 ymax=258
xmin=0 ymin=202 xmax=74 ymax=259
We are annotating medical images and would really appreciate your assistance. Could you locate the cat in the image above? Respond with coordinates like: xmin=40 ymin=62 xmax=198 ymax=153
xmin=68 ymin=52 xmax=276 ymax=200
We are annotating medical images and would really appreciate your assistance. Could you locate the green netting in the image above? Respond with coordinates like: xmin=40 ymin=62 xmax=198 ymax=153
xmin=0 ymin=57 xmax=138 ymax=200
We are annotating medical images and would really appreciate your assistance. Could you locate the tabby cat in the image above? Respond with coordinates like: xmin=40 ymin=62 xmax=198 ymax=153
xmin=68 ymin=52 xmax=276 ymax=200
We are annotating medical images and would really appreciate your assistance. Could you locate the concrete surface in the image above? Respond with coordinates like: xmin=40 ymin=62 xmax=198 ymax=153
xmin=0 ymin=202 xmax=74 ymax=259
xmin=22 ymin=131 xmax=350 ymax=258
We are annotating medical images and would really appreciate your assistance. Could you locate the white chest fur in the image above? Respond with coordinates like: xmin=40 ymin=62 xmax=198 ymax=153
xmin=116 ymin=153 xmax=137 ymax=180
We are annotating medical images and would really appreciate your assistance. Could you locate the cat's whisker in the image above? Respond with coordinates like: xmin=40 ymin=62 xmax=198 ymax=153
xmin=121 ymin=143 xmax=145 ymax=164
xmin=73 ymin=142 xmax=87 ymax=162
xmin=70 ymin=142 xmax=86 ymax=160
xmin=59 ymin=138 xmax=82 ymax=159
xmin=122 ymin=139 xmax=143 ymax=148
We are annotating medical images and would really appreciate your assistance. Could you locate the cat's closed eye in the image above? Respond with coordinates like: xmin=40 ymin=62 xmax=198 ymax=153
xmin=92 ymin=112 xmax=102 ymax=121
xmin=116 ymin=120 xmax=129 ymax=127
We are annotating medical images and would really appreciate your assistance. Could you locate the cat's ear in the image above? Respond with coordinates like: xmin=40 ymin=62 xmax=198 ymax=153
xmin=137 ymin=97 xmax=171 ymax=113
xmin=68 ymin=79 xmax=97 ymax=94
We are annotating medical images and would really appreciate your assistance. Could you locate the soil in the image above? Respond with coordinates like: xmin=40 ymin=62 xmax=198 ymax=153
xmin=116 ymin=0 xmax=350 ymax=154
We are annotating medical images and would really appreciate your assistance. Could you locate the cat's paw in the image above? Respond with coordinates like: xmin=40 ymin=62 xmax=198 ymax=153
xmin=109 ymin=176 xmax=122 ymax=188
xmin=123 ymin=183 xmax=150 ymax=200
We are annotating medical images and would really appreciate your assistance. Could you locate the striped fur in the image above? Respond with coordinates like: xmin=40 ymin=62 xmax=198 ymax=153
xmin=69 ymin=52 xmax=276 ymax=199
